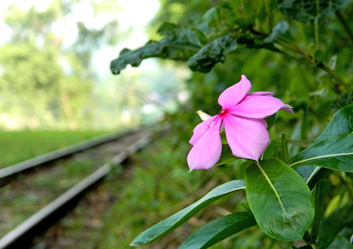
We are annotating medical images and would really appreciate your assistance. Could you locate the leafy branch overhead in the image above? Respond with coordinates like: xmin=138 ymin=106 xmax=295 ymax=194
xmin=110 ymin=26 xmax=239 ymax=74
xmin=279 ymin=0 xmax=351 ymax=22
xmin=110 ymin=1 xmax=282 ymax=74
xmin=110 ymin=0 xmax=352 ymax=93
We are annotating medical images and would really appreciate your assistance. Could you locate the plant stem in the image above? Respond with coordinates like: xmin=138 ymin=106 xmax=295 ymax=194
xmin=250 ymin=28 xmax=352 ymax=92
xmin=275 ymin=40 xmax=314 ymax=63
xmin=317 ymin=62 xmax=353 ymax=92
xmin=274 ymin=40 xmax=352 ymax=92
xmin=335 ymin=11 xmax=353 ymax=46
xmin=303 ymin=230 xmax=315 ymax=245
xmin=265 ymin=0 xmax=273 ymax=33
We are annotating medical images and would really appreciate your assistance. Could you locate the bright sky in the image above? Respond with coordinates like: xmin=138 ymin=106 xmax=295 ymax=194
xmin=0 ymin=0 xmax=160 ymax=46
xmin=0 ymin=0 xmax=161 ymax=76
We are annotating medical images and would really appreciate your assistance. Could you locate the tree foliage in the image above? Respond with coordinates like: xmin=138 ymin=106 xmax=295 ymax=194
xmin=0 ymin=0 xmax=122 ymax=129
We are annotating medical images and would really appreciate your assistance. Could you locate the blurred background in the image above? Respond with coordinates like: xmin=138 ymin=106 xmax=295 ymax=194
xmin=1 ymin=0 xmax=353 ymax=248
xmin=0 ymin=0 xmax=189 ymax=131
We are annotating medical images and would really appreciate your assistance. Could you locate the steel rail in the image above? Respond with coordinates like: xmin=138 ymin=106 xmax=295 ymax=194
xmin=0 ymin=129 xmax=138 ymax=180
xmin=0 ymin=132 xmax=152 ymax=249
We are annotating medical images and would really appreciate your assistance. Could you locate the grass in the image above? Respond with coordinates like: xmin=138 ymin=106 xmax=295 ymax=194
xmin=0 ymin=132 xmax=139 ymax=237
xmin=0 ymin=130 xmax=110 ymax=168
xmin=0 ymin=159 xmax=99 ymax=236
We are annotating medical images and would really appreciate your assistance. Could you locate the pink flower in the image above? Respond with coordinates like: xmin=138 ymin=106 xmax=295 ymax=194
xmin=187 ymin=75 xmax=293 ymax=170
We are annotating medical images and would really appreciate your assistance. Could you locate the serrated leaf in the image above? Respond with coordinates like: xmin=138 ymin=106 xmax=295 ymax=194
xmin=110 ymin=22 xmax=205 ymax=74
xmin=110 ymin=40 xmax=199 ymax=74
xmin=179 ymin=212 xmax=256 ymax=249
xmin=130 ymin=180 xmax=245 ymax=246
xmin=279 ymin=0 xmax=351 ymax=22
xmin=289 ymin=134 xmax=353 ymax=172
xmin=198 ymin=7 xmax=220 ymax=36
xmin=245 ymin=158 xmax=314 ymax=241
xmin=157 ymin=22 xmax=178 ymax=39
xmin=186 ymin=34 xmax=237 ymax=73
xmin=191 ymin=28 xmax=209 ymax=45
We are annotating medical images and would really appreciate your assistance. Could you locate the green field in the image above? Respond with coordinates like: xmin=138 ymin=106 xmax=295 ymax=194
xmin=0 ymin=130 xmax=110 ymax=168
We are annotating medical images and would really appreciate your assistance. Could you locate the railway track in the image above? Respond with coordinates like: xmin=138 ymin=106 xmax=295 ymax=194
xmin=0 ymin=130 xmax=138 ymax=182
xmin=0 ymin=129 xmax=153 ymax=249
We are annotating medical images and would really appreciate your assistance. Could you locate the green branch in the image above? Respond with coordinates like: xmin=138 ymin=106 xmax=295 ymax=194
xmin=250 ymin=27 xmax=351 ymax=92
xmin=273 ymin=40 xmax=352 ymax=92
xmin=317 ymin=62 xmax=353 ymax=92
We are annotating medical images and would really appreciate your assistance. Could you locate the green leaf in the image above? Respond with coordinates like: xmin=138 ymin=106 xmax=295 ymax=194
xmin=157 ymin=22 xmax=179 ymax=38
xmin=179 ymin=212 xmax=256 ymax=249
xmin=215 ymin=145 xmax=238 ymax=166
xmin=327 ymin=236 xmax=353 ymax=249
xmin=316 ymin=103 xmax=353 ymax=142
xmin=279 ymin=0 xmax=351 ymax=23
xmin=264 ymin=21 xmax=289 ymax=43
xmin=265 ymin=113 xmax=277 ymax=131
xmin=110 ymin=40 xmax=199 ymax=74
xmin=198 ymin=7 xmax=220 ymax=36
xmin=311 ymin=179 xmax=331 ymax=240
xmin=245 ymin=158 xmax=314 ymax=241
xmin=110 ymin=22 xmax=204 ymax=74
xmin=186 ymin=34 xmax=237 ymax=73
xmin=262 ymin=138 xmax=282 ymax=159
xmin=317 ymin=204 xmax=353 ymax=248
xmin=262 ymin=135 xmax=290 ymax=163
xmin=237 ymin=160 xmax=253 ymax=179
xmin=289 ymin=134 xmax=353 ymax=172
xmin=282 ymin=134 xmax=290 ymax=163
xmin=294 ymin=104 xmax=353 ymax=183
xmin=130 ymin=180 xmax=245 ymax=246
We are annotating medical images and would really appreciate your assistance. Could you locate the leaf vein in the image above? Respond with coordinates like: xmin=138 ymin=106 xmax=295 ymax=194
xmin=255 ymin=162 xmax=299 ymax=235
xmin=289 ymin=152 xmax=353 ymax=167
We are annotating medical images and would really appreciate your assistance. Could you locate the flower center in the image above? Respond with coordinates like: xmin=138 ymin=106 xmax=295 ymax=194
xmin=219 ymin=109 xmax=228 ymax=116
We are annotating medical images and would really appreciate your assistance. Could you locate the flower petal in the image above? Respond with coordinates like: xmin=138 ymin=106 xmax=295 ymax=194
xmin=187 ymin=118 xmax=223 ymax=170
xmin=218 ymin=75 xmax=251 ymax=109
xmin=229 ymin=95 xmax=288 ymax=119
xmin=281 ymin=104 xmax=294 ymax=113
xmin=223 ymin=115 xmax=269 ymax=160
xmin=189 ymin=115 xmax=217 ymax=145
xmin=197 ymin=110 xmax=212 ymax=121
xmin=248 ymin=91 xmax=274 ymax=97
